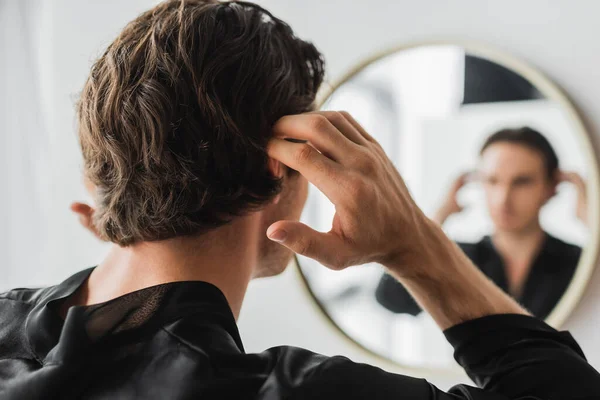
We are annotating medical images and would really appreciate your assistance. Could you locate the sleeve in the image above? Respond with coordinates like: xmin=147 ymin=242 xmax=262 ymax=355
xmin=444 ymin=314 xmax=600 ymax=399
xmin=291 ymin=354 xmax=509 ymax=400
xmin=374 ymin=272 xmax=423 ymax=316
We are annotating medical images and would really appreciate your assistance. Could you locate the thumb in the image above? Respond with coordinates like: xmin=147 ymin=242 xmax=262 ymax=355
xmin=266 ymin=221 xmax=347 ymax=269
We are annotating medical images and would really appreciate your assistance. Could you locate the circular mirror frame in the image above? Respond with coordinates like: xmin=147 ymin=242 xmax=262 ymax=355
xmin=292 ymin=40 xmax=600 ymax=377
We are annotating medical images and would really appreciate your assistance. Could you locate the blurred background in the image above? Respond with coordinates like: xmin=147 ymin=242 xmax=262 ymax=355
xmin=2 ymin=0 xmax=600 ymax=388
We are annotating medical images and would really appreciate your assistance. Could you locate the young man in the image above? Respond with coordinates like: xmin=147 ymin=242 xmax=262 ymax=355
xmin=0 ymin=1 xmax=599 ymax=399
xmin=377 ymin=127 xmax=585 ymax=319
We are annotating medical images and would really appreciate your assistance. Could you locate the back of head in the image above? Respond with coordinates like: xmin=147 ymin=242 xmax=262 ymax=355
xmin=480 ymin=126 xmax=559 ymax=180
xmin=77 ymin=0 xmax=325 ymax=246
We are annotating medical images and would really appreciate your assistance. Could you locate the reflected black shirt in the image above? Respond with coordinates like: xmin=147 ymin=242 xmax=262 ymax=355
xmin=376 ymin=233 xmax=581 ymax=319
xmin=1 ymin=267 xmax=598 ymax=399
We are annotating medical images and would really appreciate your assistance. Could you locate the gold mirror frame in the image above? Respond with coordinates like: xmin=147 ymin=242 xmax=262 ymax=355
xmin=293 ymin=40 xmax=600 ymax=378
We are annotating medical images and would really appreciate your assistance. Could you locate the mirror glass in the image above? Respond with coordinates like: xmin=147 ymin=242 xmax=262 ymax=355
xmin=297 ymin=44 xmax=594 ymax=369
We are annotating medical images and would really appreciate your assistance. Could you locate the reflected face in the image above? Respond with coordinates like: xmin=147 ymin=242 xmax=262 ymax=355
xmin=480 ymin=142 xmax=556 ymax=233
xmin=255 ymin=171 xmax=309 ymax=278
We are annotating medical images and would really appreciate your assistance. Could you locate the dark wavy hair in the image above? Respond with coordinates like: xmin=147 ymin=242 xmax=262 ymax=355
xmin=77 ymin=0 xmax=325 ymax=246
xmin=480 ymin=127 xmax=559 ymax=180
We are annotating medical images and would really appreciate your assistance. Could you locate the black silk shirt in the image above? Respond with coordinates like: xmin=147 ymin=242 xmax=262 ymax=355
xmin=1 ymin=268 xmax=598 ymax=399
xmin=376 ymin=233 xmax=581 ymax=319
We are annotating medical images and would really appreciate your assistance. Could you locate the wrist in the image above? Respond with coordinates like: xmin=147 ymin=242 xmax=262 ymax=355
xmin=382 ymin=217 xmax=456 ymax=280
xmin=433 ymin=204 xmax=456 ymax=225
xmin=382 ymin=219 xmax=527 ymax=329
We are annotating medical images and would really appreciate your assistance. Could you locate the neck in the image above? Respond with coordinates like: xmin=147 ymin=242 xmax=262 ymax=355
xmin=81 ymin=215 xmax=261 ymax=319
xmin=492 ymin=221 xmax=545 ymax=262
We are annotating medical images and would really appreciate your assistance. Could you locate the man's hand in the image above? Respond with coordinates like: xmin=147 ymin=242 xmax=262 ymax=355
xmin=432 ymin=171 xmax=473 ymax=226
xmin=266 ymin=111 xmax=432 ymax=273
xmin=559 ymin=171 xmax=588 ymax=226
xmin=267 ymin=111 xmax=526 ymax=330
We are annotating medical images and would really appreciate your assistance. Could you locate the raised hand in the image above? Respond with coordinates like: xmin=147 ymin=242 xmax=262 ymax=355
xmin=559 ymin=171 xmax=588 ymax=226
xmin=432 ymin=171 xmax=473 ymax=225
xmin=266 ymin=111 xmax=434 ymax=272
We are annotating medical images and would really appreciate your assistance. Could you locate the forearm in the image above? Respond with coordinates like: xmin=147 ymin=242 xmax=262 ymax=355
xmin=270 ymin=111 xmax=600 ymax=398
xmin=383 ymin=219 xmax=527 ymax=330
xmin=445 ymin=314 xmax=600 ymax=398
xmin=383 ymin=221 xmax=600 ymax=397
xmin=431 ymin=205 xmax=452 ymax=226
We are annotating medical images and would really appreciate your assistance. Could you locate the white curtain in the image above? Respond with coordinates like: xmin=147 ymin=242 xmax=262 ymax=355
xmin=0 ymin=0 xmax=51 ymax=290
xmin=0 ymin=0 xmax=158 ymax=291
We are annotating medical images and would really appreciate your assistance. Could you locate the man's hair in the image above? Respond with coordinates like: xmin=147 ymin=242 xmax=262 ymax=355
xmin=77 ymin=0 xmax=325 ymax=246
xmin=480 ymin=127 xmax=559 ymax=180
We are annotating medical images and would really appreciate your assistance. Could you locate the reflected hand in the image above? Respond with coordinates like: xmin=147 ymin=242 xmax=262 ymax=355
xmin=432 ymin=171 xmax=472 ymax=225
xmin=559 ymin=171 xmax=588 ymax=226
xmin=70 ymin=202 xmax=104 ymax=240
xmin=266 ymin=111 xmax=434 ymax=272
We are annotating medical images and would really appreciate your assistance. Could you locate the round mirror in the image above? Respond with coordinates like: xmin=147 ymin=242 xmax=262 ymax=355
xmin=296 ymin=42 xmax=600 ymax=372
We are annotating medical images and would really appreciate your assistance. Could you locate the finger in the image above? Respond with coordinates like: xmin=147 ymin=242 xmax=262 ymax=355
xmin=463 ymin=170 xmax=476 ymax=180
xmin=452 ymin=173 xmax=468 ymax=190
xmin=570 ymin=174 xmax=586 ymax=189
xmin=268 ymin=138 xmax=345 ymax=203
xmin=338 ymin=111 xmax=378 ymax=144
xmin=267 ymin=221 xmax=348 ymax=270
xmin=314 ymin=111 xmax=369 ymax=146
xmin=272 ymin=114 xmax=356 ymax=162
xmin=558 ymin=171 xmax=576 ymax=184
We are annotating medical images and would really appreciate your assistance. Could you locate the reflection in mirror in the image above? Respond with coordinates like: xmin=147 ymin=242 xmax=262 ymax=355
xmin=297 ymin=45 xmax=593 ymax=369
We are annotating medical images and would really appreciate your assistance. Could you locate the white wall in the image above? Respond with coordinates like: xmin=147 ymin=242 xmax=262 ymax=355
xmin=4 ymin=0 xmax=600 ymax=390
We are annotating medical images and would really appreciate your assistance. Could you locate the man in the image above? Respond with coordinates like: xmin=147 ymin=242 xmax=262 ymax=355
xmin=0 ymin=1 xmax=599 ymax=399
xmin=376 ymin=127 xmax=586 ymax=319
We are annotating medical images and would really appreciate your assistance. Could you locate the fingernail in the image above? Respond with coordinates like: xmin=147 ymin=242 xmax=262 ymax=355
xmin=269 ymin=230 xmax=287 ymax=242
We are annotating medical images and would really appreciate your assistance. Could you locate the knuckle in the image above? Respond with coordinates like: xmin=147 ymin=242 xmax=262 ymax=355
xmin=345 ymin=174 xmax=368 ymax=199
xmin=294 ymin=237 xmax=313 ymax=256
xmin=326 ymin=256 xmax=344 ymax=270
xmin=294 ymin=144 xmax=315 ymax=163
xmin=306 ymin=114 xmax=331 ymax=133
xmin=323 ymin=111 xmax=344 ymax=125
xmin=370 ymin=139 xmax=385 ymax=152
xmin=332 ymin=253 xmax=350 ymax=270
xmin=354 ymin=150 xmax=376 ymax=174
xmin=338 ymin=110 xmax=353 ymax=121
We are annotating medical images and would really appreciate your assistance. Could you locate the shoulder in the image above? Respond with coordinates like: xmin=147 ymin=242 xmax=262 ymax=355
xmin=0 ymin=285 xmax=54 ymax=321
xmin=457 ymin=237 xmax=491 ymax=261
xmin=546 ymin=234 xmax=582 ymax=255
xmin=0 ymin=268 xmax=94 ymax=318
xmin=537 ymin=234 xmax=581 ymax=283
xmin=258 ymin=347 xmax=508 ymax=399
xmin=150 ymin=332 xmax=436 ymax=400
xmin=255 ymin=346 xmax=433 ymax=399
xmin=0 ymin=287 xmax=47 ymax=359
xmin=0 ymin=285 xmax=52 ymax=320
xmin=0 ymin=286 xmax=49 ymax=304
xmin=457 ymin=241 xmax=479 ymax=254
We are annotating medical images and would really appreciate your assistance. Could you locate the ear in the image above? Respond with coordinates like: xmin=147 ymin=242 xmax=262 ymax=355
xmin=70 ymin=202 xmax=103 ymax=240
xmin=70 ymin=202 xmax=94 ymax=219
xmin=268 ymin=157 xmax=283 ymax=205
